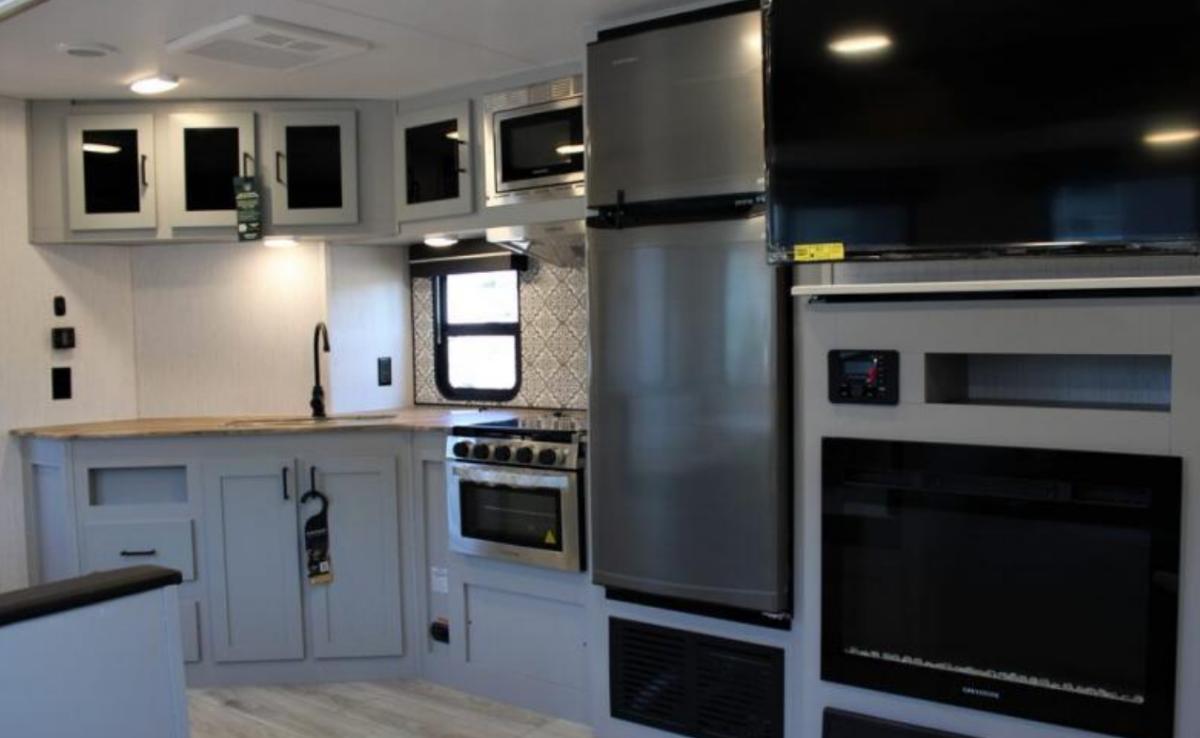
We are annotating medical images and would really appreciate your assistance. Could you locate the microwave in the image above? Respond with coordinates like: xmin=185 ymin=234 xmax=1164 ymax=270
xmin=483 ymin=75 xmax=585 ymax=207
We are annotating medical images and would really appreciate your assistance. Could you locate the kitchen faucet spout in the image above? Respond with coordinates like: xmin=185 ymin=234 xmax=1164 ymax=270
xmin=311 ymin=322 xmax=331 ymax=419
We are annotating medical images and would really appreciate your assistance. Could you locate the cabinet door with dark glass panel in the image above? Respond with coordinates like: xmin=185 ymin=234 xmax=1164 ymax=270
xmin=267 ymin=110 xmax=358 ymax=226
xmin=66 ymin=114 xmax=157 ymax=231
xmin=167 ymin=112 xmax=256 ymax=228
xmin=395 ymin=101 xmax=473 ymax=223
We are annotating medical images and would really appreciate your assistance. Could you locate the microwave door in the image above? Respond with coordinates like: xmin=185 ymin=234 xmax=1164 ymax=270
xmin=494 ymin=100 xmax=584 ymax=193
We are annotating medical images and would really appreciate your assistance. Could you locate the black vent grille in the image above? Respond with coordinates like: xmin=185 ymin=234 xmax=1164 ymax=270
xmin=610 ymin=618 xmax=784 ymax=738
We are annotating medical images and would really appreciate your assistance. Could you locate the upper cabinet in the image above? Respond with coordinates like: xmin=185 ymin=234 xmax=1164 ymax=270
xmin=66 ymin=114 xmax=157 ymax=231
xmin=166 ymin=112 xmax=256 ymax=228
xmin=395 ymin=101 xmax=473 ymax=223
xmin=267 ymin=110 xmax=359 ymax=226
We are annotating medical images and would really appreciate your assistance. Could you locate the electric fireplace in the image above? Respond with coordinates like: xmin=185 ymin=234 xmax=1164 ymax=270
xmin=823 ymin=438 xmax=1181 ymax=738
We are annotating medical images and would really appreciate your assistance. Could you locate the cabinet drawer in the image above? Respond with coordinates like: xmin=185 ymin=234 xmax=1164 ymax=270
xmin=83 ymin=520 xmax=196 ymax=581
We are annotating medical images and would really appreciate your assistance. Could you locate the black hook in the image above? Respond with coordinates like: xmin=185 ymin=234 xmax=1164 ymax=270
xmin=301 ymin=466 xmax=328 ymax=515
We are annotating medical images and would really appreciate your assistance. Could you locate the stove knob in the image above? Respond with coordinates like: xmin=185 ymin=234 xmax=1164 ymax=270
xmin=537 ymin=448 xmax=560 ymax=466
xmin=471 ymin=443 xmax=490 ymax=460
xmin=452 ymin=441 xmax=471 ymax=458
xmin=514 ymin=446 xmax=534 ymax=464
xmin=493 ymin=445 xmax=512 ymax=462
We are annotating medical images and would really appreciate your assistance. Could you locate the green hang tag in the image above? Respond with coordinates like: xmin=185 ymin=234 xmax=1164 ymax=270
xmin=234 ymin=176 xmax=262 ymax=243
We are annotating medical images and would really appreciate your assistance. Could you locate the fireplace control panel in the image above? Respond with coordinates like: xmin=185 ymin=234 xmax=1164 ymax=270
xmin=829 ymin=350 xmax=899 ymax=404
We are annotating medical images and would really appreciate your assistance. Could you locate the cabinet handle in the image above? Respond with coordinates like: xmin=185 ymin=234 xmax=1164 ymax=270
xmin=242 ymin=152 xmax=254 ymax=178
xmin=140 ymin=154 xmax=148 ymax=187
xmin=274 ymin=151 xmax=285 ymax=185
xmin=120 ymin=548 xmax=157 ymax=557
xmin=282 ymin=466 xmax=290 ymax=500
xmin=453 ymin=135 xmax=466 ymax=174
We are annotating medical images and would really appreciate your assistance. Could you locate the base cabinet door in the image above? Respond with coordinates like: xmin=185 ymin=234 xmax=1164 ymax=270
xmin=203 ymin=459 xmax=304 ymax=663
xmin=303 ymin=456 xmax=404 ymax=659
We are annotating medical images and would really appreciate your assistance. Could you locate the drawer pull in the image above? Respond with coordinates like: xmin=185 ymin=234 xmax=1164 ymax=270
xmin=119 ymin=548 xmax=158 ymax=557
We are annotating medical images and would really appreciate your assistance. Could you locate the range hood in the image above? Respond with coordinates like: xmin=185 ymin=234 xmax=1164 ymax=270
xmin=486 ymin=219 xmax=585 ymax=268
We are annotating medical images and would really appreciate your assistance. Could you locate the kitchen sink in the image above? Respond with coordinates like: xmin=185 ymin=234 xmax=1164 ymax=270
xmin=222 ymin=413 xmax=395 ymax=428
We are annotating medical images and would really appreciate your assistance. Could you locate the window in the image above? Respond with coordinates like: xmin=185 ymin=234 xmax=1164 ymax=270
xmin=434 ymin=270 xmax=521 ymax=401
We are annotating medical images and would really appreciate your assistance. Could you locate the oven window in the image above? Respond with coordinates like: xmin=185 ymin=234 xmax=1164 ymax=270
xmin=498 ymin=106 xmax=584 ymax=185
xmin=460 ymin=482 xmax=563 ymax=551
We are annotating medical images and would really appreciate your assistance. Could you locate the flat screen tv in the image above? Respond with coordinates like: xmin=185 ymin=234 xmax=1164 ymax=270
xmin=764 ymin=0 xmax=1200 ymax=264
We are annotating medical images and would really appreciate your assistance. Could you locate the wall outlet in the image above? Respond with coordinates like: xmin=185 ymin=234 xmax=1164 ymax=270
xmin=377 ymin=356 xmax=392 ymax=386
xmin=51 ymin=367 xmax=72 ymax=400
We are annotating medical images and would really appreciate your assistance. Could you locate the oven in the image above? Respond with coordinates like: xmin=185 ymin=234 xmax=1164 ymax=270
xmin=447 ymin=457 xmax=584 ymax=571
xmin=483 ymin=75 xmax=585 ymax=207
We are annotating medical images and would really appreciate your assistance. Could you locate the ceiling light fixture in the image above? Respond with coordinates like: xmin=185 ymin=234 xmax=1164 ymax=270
xmin=56 ymin=42 xmax=119 ymax=58
xmin=424 ymin=235 xmax=459 ymax=248
xmin=1143 ymin=127 xmax=1200 ymax=147
xmin=555 ymin=144 xmax=585 ymax=156
xmin=130 ymin=74 xmax=180 ymax=95
xmin=263 ymin=236 xmax=299 ymax=249
xmin=828 ymin=32 xmax=892 ymax=57
xmin=81 ymin=142 xmax=121 ymax=154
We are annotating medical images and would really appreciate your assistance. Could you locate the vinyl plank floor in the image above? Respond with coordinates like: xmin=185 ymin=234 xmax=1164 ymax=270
xmin=188 ymin=680 xmax=592 ymax=738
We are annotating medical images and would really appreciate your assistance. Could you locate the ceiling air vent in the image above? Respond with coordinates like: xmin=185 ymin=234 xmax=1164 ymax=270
xmin=166 ymin=16 xmax=371 ymax=71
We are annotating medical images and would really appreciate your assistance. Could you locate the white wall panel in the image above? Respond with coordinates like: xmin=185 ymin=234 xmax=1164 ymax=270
xmin=0 ymin=98 xmax=138 ymax=593
xmin=131 ymin=240 xmax=327 ymax=417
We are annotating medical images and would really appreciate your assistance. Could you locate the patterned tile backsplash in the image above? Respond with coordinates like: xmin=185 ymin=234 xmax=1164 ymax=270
xmin=411 ymin=259 xmax=588 ymax=409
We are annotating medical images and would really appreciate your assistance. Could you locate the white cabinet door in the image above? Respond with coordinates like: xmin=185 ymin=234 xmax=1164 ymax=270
xmin=166 ymin=112 xmax=256 ymax=228
xmin=202 ymin=458 xmax=305 ymax=663
xmin=267 ymin=110 xmax=358 ymax=226
xmin=302 ymin=456 xmax=404 ymax=659
xmin=395 ymin=101 xmax=473 ymax=223
xmin=66 ymin=113 xmax=157 ymax=230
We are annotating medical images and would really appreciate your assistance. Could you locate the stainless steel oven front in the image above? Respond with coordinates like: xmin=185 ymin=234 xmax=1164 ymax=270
xmin=447 ymin=459 xmax=583 ymax=571
xmin=483 ymin=75 xmax=585 ymax=207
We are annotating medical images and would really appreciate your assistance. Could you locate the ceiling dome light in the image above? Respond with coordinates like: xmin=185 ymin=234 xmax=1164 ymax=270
xmin=1143 ymin=127 xmax=1200 ymax=147
xmin=424 ymin=234 xmax=459 ymax=248
xmin=828 ymin=32 xmax=892 ymax=57
xmin=130 ymin=74 xmax=180 ymax=95
xmin=263 ymin=236 xmax=299 ymax=249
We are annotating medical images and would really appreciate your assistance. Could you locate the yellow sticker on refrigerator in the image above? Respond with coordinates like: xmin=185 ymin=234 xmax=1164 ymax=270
xmin=792 ymin=242 xmax=846 ymax=262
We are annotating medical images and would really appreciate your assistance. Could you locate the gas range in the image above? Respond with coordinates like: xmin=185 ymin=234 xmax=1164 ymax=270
xmin=447 ymin=412 xmax=586 ymax=470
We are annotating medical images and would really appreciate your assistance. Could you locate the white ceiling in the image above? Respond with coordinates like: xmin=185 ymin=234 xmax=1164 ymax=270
xmin=0 ymin=0 xmax=689 ymax=100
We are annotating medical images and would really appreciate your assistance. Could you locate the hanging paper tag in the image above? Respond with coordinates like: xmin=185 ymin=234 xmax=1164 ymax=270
xmin=303 ymin=492 xmax=333 ymax=585
xmin=234 ymin=176 xmax=262 ymax=243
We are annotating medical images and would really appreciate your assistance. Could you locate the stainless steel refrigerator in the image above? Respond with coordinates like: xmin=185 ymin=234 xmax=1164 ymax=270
xmin=587 ymin=3 xmax=791 ymax=618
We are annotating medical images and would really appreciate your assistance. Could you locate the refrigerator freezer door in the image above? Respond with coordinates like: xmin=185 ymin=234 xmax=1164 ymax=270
xmin=586 ymin=9 xmax=765 ymax=209
xmin=589 ymin=216 xmax=789 ymax=612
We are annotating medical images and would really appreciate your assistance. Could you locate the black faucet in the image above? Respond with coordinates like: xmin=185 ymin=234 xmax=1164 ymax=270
xmin=311 ymin=322 xmax=331 ymax=419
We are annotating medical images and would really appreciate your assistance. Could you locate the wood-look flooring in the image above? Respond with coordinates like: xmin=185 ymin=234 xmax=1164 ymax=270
xmin=188 ymin=680 xmax=592 ymax=738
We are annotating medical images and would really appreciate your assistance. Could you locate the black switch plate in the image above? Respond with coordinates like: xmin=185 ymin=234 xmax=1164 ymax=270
xmin=52 ymin=327 xmax=76 ymax=349
xmin=53 ymin=295 xmax=67 ymax=317
xmin=377 ymin=356 xmax=393 ymax=387
xmin=51 ymin=367 xmax=72 ymax=400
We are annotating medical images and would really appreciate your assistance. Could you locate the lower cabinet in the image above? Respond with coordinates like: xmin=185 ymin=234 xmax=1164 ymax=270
xmin=304 ymin=456 xmax=404 ymax=659
xmin=202 ymin=458 xmax=305 ymax=663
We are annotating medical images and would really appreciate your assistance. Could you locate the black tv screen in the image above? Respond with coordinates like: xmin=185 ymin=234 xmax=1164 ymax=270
xmin=764 ymin=0 xmax=1200 ymax=264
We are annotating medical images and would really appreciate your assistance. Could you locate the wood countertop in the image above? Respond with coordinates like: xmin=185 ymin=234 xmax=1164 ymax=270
xmin=11 ymin=407 xmax=581 ymax=441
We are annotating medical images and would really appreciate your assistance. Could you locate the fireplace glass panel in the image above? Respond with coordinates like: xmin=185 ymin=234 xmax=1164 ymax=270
xmin=822 ymin=438 xmax=1181 ymax=738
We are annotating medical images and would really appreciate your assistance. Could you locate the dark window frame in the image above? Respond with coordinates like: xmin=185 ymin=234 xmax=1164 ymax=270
xmin=433 ymin=272 xmax=522 ymax=402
